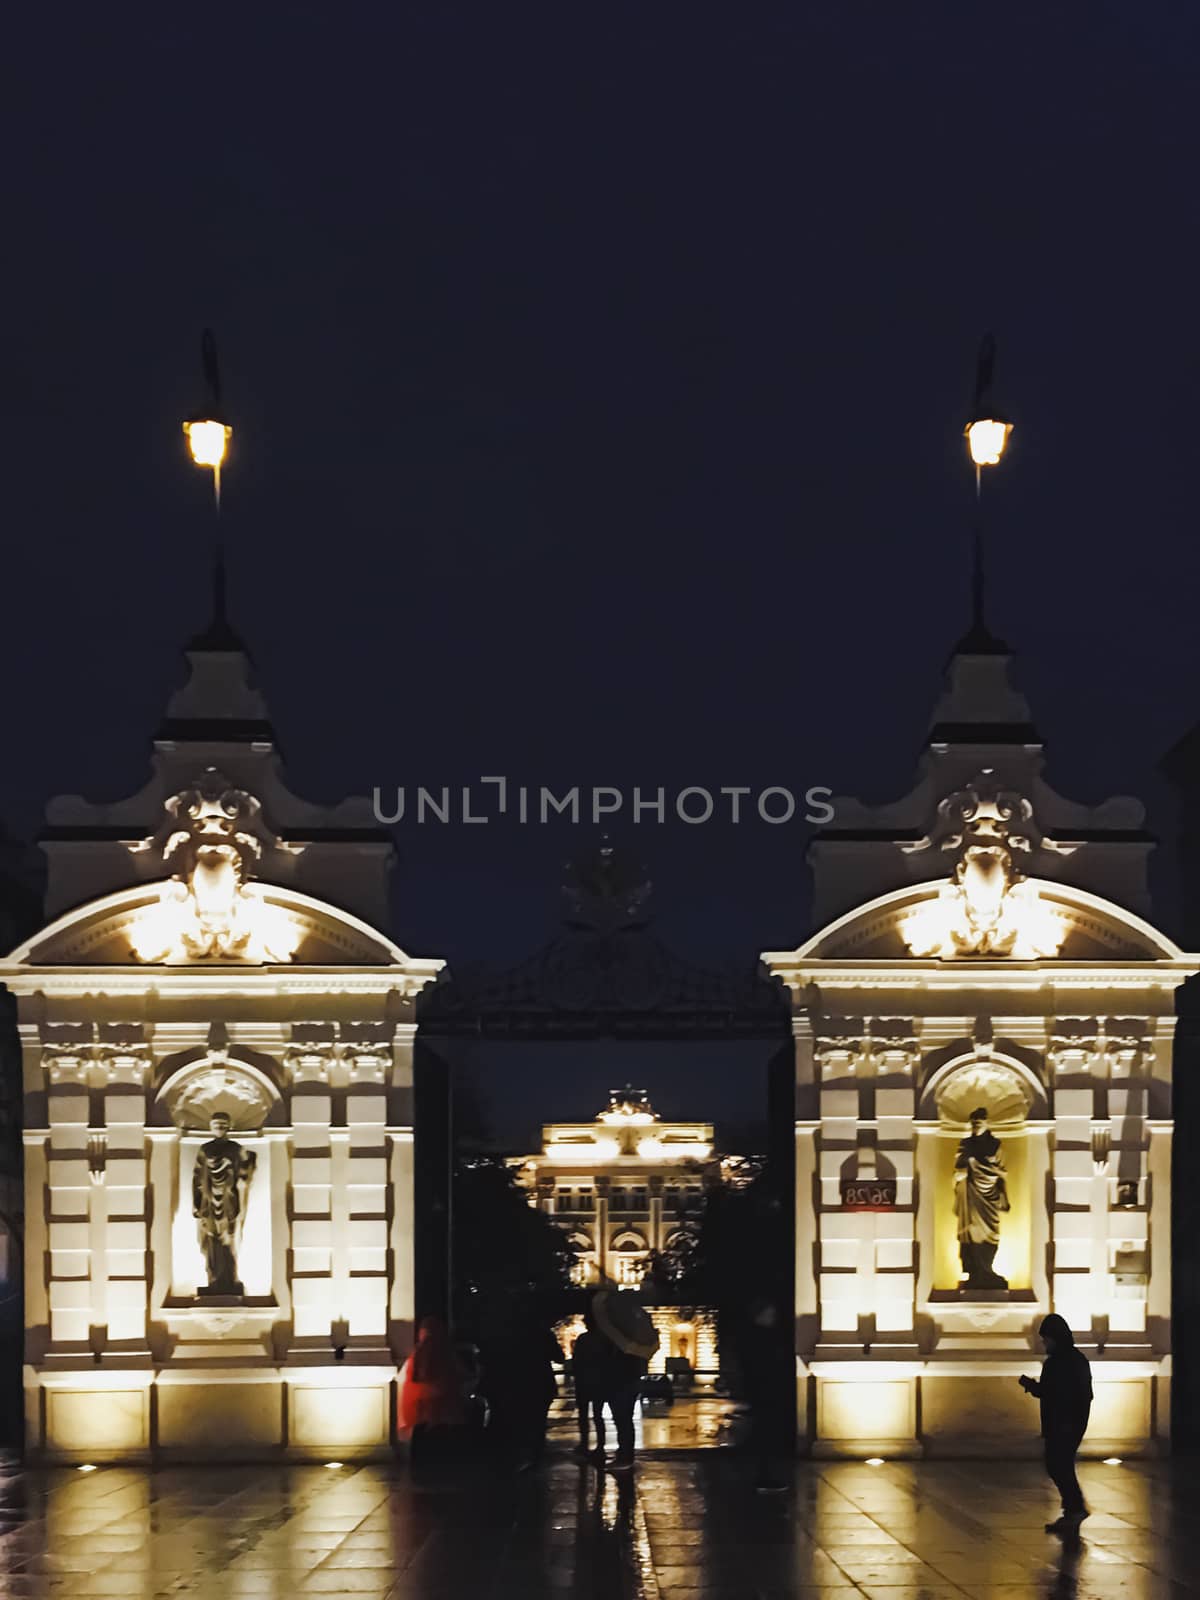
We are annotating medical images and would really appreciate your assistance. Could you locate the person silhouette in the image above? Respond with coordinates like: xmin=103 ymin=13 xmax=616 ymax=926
xmin=1019 ymin=1313 xmax=1092 ymax=1532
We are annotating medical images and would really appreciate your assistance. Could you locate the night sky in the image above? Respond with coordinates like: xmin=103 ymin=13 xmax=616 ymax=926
xmin=5 ymin=7 xmax=1200 ymax=1144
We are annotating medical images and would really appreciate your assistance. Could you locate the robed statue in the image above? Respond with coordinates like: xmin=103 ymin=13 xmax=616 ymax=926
xmin=192 ymin=1111 xmax=256 ymax=1295
xmin=954 ymin=1106 xmax=1010 ymax=1290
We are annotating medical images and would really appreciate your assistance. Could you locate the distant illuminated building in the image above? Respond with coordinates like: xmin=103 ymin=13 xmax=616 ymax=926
xmin=511 ymin=1088 xmax=718 ymax=1372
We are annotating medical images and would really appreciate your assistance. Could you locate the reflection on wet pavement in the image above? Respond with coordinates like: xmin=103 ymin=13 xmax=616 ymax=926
xmin=548 ymin=1393 xmax=739 ymax=1452
xmin=0 ymin=1450 xmax=1193 ymax=1598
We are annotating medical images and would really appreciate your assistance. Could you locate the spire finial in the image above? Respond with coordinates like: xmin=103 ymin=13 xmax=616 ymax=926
xmin=187 ymin=535 xmax=244 ymax=652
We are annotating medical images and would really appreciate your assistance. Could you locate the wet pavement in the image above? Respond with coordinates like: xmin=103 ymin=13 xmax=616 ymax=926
xmin=0 ymin=1450 xmax=1196 ymax=1598
xmin=548 ymin=1392 xmax=739 ymax=1451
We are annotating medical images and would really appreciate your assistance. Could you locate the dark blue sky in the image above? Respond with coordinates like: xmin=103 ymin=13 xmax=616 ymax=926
xmin=5 ymin=6 xmax=1200 ymax=1137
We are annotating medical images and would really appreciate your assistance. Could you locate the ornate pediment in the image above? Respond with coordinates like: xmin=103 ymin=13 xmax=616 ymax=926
xmin=774 ymin=873 xmax=1184 ymax=969
xmin=6 ymin=881 xmax=443 ymax=984
xmin=127 ymin=770 xmax=303 ymax=963
xmin=898 ymin=776 xmax=1070 ymax=959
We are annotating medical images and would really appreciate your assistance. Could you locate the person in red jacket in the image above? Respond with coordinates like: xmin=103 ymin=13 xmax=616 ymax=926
xmin=400 ymin=1317 xmax=466 ymax=1471
xmin=1019 ymin=1314 xmax=1093 ymax=1532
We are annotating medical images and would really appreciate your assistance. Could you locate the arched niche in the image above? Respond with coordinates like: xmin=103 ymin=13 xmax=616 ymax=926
xmin=924 ymin=1054 xmax=1041 ymax=1295
xmin=920 ymin=1053 xmax=1044 ymax=1127
xmin=611 ymin=1230 xmax=649 ymax=1252
xmin=153 ymin=1050 xmax=285 ymax=1133
xmin=663 ymin=1227 xmax=697 ymax=1251
xmin=152 ymin=1052 xmax=281 ymax=1300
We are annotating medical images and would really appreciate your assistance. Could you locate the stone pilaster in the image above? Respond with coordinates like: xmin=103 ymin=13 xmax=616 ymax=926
xmin=341 ymin=1025 xmax=390 ymax=1341
xmin=649 ymin=1175 xmax=664 ymax=1253
xmin=388 ymin=1021 xmax=417 ymax=1338
xmin=1106 ymin=1028 xmax=1152 ymax=1335
xmin=870 ymin=1023 xmax=918 ymax=1335
xmin=287 ymin=1026 xmax=336 ymax=1341
xmin=43 ymin=1035 xmax=93 ymax=1349
xmin=594 ymin=1177 xmax=610 ymax=1280
xmin=97 ymin=1029 xmax=151 ymax=1347
xmin=1048 ymin=1021 xmax=1102 ymax=1334
xmin=815 ymin=1023 xmax=867 ymax=1335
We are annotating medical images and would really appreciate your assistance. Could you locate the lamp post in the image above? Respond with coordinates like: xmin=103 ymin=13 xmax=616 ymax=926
xmin=183 ymin=329 xmax=232 ymax=510
xmin=963 ymin=334 xmax=1012 ymax=636
xmin=965 ymin=333 xmax=1012 ymax=492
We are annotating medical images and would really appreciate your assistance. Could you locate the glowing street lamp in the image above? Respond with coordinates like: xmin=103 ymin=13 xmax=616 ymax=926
xmin=183 ymin=329 xmax=232 ymax=509
xmin=966 ymin=416 xmax=1011 ymax=468
xmin=964 ymin=333 xmax=1012 ymax=485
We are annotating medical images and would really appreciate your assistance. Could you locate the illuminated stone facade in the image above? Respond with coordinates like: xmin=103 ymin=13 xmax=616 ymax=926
xmin=764 ymin=631 xmax=1196 ymax=1458
xmin=512 ymin=1089 xmax=713 ymax=1288
xmin=512 ymin=1090 xmax=719 ymax=1372
xmin=4 ymin=609 xmax=442 ymax=1461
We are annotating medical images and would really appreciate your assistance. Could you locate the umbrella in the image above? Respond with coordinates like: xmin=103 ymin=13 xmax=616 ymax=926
xmin=592 ymin=1289 xmax=660 ymax=1360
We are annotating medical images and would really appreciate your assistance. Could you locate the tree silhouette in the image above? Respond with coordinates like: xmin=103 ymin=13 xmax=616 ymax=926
xmin=451 ymin=1156 xmax=576 ymax=1337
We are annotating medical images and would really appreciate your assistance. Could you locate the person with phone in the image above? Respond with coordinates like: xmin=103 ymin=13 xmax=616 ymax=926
xmin=1018 ymin=1314 xmax=1093 ymax=1533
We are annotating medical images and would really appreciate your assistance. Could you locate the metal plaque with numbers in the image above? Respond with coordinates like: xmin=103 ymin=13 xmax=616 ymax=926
xmin=840 ymin=1179 xmax=897 ymax=1210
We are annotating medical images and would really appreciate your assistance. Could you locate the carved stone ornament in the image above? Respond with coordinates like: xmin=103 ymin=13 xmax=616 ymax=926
xmin=935 ymin=1060 xmax=1033 ymax=1130
xmin=899 ymin=774 xmax=1070 ymax=959
xmin=163 ymin=1053 xmax=275 ymax=1133
xmin=127 ymin=769 xmax=304 ymax=963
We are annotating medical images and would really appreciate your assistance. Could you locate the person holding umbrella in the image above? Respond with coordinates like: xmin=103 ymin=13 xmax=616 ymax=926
xmin=591 ymin=1285 xmax=660 ymax=1474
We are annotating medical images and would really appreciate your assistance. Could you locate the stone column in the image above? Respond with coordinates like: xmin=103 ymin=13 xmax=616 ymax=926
xmin=649 ymin=1175 xmax=664 ymax=1253
xmin=595 ymin=1177 xmax=610 ymax=1281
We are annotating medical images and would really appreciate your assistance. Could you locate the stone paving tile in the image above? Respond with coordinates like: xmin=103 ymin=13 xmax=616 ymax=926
xmin=0 ymin=1453 xmax=1193 ymax=1598
xmin=854 ymin=1588 xmax=968 ymax=1600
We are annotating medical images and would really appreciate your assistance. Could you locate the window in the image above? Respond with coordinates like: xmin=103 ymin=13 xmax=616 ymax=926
xmin=614 ymin=1255 xmax=647 ymax=1287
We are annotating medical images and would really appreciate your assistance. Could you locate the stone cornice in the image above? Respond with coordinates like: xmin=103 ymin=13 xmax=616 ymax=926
xmin=0 ymin=964 xmax=441 ymax=998
xmin=767 ymin=960 xmax=1200 ymax=994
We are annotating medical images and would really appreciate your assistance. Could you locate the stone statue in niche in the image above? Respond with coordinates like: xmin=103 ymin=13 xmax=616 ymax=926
xmin=954 ymin=1106 xmax=1010 ymax=1290
xmin=192 ymin=1112 xmax=256 ymax=1295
